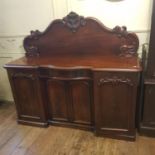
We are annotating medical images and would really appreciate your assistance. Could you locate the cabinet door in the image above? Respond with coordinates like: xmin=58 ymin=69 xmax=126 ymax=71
xmin=94 ymin=72 xmax=138 ymax=140
xmin=47 ymin=80 xmax=69 ymax=122
xmin=142 ymin=84 xmax=155 ymax=127
xmin=11 ymin=72 xmax=44 ymax=123
xmin=69 ymin=81 xmax=93 ymax=125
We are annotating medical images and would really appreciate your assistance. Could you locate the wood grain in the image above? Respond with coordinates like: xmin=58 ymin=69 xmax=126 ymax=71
xmin=23 ymin=12 xmax=139 ymax=58
xmin=0 ymin=103 xmax=155 ymax=155
xmin=4 ymin=55 xmax=141 ymax=72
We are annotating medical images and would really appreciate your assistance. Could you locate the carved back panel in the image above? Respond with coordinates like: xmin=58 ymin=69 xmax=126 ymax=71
xmin=24 ymin=12 xmax=139 ymax=57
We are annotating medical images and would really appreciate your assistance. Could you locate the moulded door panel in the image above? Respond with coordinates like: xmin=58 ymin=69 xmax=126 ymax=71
xmin=69 ymin=80 xmax=93 ymax=125
xmin=96 ymin=83 xmax=131 ymax=131
xmin=47 ymin=80 xmax=69 ymax=122
xmin=12 ymin=76 xmax=41 ymax=120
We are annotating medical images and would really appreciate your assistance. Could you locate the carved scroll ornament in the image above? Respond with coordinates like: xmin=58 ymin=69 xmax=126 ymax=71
xmin=24 ymin=30 xmax=41 ymax=57
xmin=113 ymin=26 xmax=128 ymax=38
xmin=62 ymin=12 xmax=87 ymax=32
xmin=113 ymin=26 xmax=139 ymax=57
xmin=119 ymin=44 xmax=137 ymax=57
xmin=98 ymin=76 xmax=133 ymax=86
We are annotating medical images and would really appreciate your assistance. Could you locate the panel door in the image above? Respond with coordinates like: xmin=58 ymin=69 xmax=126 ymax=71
xmin=11 ymin=72 xmax=42 ymax=122
xmin=96 ymin=82 xmax=131 ymax=130
xmin=94 ymin=72 xmax=137 ymax=136
xmin=69 ymin=80 xmax=93 ymax=125
xmin=47 ymin=80 xmax=69 ymax=122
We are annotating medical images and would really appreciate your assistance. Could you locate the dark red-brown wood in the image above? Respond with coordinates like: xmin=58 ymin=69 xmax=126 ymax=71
xmin=6 ymin=68 xmax=48 ymax=127
xmin=94 ymin=71 xmax=139 ymax=140
xmin=23 ymin=12 xmax=139 ymax=58
xmin=4 ymin=12 xmax=141 ymax=141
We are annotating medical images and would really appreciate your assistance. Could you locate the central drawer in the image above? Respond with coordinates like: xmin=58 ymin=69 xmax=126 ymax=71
xmin=39 ymin=68 xmax=93 ymax=79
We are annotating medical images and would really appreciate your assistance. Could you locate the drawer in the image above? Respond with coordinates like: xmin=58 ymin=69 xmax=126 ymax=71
xmin=8 ymin=68 xmax=37 ymax=80
xmin=39 ymin=68 xmax=93 ymax=79
xmin=94 ymin=71 xmax=139 ymax=86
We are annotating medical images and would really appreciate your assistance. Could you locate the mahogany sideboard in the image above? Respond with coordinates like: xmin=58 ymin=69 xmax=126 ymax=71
xmin=4 ymin=12 xmax=141 ymax=141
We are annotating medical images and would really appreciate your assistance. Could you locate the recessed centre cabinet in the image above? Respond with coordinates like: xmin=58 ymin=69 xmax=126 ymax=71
xmin=43 ymin=69 xmax=94 ymax=129
xmin=4 ymin=12 xmax=141 ymax=141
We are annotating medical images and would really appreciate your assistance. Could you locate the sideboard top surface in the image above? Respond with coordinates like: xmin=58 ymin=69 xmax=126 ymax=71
xmin=5 ymin=55 xmax=141 ymax=72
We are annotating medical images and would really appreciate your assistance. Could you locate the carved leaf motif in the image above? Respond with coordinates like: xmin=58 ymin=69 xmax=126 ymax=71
xmin=26 ymin=45 xmax=39 ymax=57
xmin=29 ymin=30 xmax=41 ymax=40
xmin=120 ymin=44 xmax=137 ymax=57
xmin=63 ymin=12 xmax=87 ymax=32
xmin=98 ymin=76 xmax=133 ymax=86
xmin=113 ymin=26 xmax=127 ymax=38
xmin=24 ymin=30 xmax=41 ymax=57
xmin=113 ymin=26 xmax=139 ymax=57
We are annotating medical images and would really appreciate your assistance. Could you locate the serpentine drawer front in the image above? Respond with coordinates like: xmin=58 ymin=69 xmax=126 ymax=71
xmin=39 ymin=68 xmax=93 ymax=79
xmin=4 ymin=12 xmax=141 ymax=141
